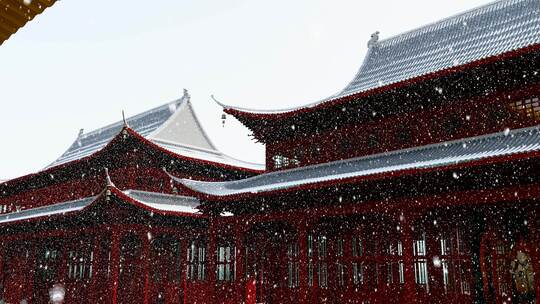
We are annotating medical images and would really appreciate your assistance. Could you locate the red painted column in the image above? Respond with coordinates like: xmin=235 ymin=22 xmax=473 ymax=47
xmin=207 ymin=218 xmax=217 ymax=303
xmin=400 ymin=213 xmax=417 ymax=303
xmin=26 ymin=242 xmax=36 ymax=301
xmin=0 ymin=241 xmax=4 ymax=290
xmin=110 ymin=229 xmax=122 ymax=304
xmin=89 ymin=235 xmax=102 ymax=303
xmin=235 ymin=219 xmax=246 ymax=304
xmin=142 ymin=230 xmax=151 ymax=304
xmin=297 ymin=219 xmax=309 ymax=304
xmin=180 ymin=237 xmax=188 ymax=304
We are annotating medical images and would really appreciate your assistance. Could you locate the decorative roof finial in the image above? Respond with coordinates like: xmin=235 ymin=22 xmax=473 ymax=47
xmin=367 ymin=31 xmax=380 ymax=48
xmin=104 ymin=168 xmax=115 ymax=187
xmin=183 ymin=88 xmax=191 ymax=102
xmin=78 ymin=128 xmax=84 ymax=138
xmin=211 ymin=94 xmax=227 ymax=108
xmin=122 ymin=110 xmax=128 ymax=127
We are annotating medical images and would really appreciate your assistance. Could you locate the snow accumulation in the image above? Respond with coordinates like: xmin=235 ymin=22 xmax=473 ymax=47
xmin=0 ymin=189 xmax=202 ymax=225
xmin=45 ymin=92 xmax=263 ymax=171
xmin=123 ymin=190 xmax=201 ymax=214
xmin=0 ymin=197 xmax=95 ymax=224
xmin=177 ymin=125 xmax=540 ymax=196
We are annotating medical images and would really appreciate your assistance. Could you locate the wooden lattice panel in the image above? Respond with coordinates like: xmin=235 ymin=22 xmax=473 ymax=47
xmin=510 ymin=96 xmax=540 ymax=120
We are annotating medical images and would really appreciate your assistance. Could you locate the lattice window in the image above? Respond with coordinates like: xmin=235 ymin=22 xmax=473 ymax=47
xmin=413 ymin=234 xmax=429 ymax=287
xmin=286 ymin=242 xmax=300 ymax=288
xmin=439 ymin=227 xmax=472 ymax=295
xmin=187 ymin=240 xmax=206 ymax=281
xmin=308 ymin=234 xmax=314 ymax=286
xmin=510 ymin=97 xmax=540 ymax=120
xmin=317 ymin=235 xmax=328 ymax=288
xmin=272 ymin=155 xmax=300 ymax=169
xmin=335 ymin=238 xmax=346 ymax=287
xmin=67 ymin=248 xmax=94 ymax=281
xmin=216 ymin=243 xmax=235 ymax=282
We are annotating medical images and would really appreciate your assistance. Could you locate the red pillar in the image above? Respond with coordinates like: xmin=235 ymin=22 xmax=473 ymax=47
xmin=0 ymin=241 xmax=4 ymax=290
xmin=207 ymin=218 xmax=217 ymax=303
xmin=180 ymin=238 xmax=188 ymax=304
xmin=26 ymin=242 xmax=36 ymax=301
xmin=235 ymin=220 xmax=246 ymax=303
xmin=297 ymin=219 xmax=309 ymax=304
xmin=89 ymin=235 xmax=102 ymax=303
xmin=400 ymin=213 xmax=417 ymax=303
xmin=141 ymin=230 xmax=151 ymax=304
xmin=110 ymin=229 xmax=122 ymax=304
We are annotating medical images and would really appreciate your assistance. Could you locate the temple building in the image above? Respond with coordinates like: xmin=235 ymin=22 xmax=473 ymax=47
xmin=2 ymin=0 xmax=540 ymax=303
xmin=0 ymin=92 xmax=262 ymax=303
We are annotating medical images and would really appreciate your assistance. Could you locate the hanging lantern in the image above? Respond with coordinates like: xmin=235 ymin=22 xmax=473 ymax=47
xmin=221 ymin=113 xmax=227 ymax=127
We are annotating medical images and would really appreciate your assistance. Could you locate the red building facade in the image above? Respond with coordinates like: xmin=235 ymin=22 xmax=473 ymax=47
xmin=2 ymin=0 xmax=540 ymax=303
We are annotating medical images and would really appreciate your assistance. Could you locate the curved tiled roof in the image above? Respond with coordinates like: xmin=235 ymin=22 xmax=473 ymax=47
xmin=0 ymin=189 xmax=202 ymax=225
xmin=46 ymin=91 xmax=264 ymax=171
xmin=218 ymin=0 xmax=540 ymax=115
xmin=175 ymin=125 xmax=540 ymax=197
xmin=48 ymin=98 xmax=184 ymax=168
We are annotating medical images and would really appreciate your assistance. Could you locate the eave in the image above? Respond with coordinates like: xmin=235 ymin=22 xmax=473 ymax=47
xmin=0 ymin=0 xmax=57 ymax=45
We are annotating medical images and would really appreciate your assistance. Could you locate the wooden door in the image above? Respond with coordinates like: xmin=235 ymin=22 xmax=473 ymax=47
xmin=244 ymin=234 xmax=284 ymax=303
xmin=149 ymin=235 xmax=184 ymax=304
xmin=117 ymin=233 xmax=146 ymax=304
xmin=2 ymin=242 xmax=34 ymax=303
xmin=33 ymin=241 xmax=64 ymax=304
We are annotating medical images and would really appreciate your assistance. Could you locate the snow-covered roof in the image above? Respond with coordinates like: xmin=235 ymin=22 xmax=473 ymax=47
xmin=0 ymin=196 xmax=95 ymax=225
xmin=0 ymin=189 xmax=202 ymax=225
xmin=47 ymin=91 xmax=264 ymax=171
xmin=123 ymin=189 xmax=200 ymax=214
xmin=217 ymin=0 xmax=540 ymax=115
xmin=176 ymin=125 xmax=540 ymax=197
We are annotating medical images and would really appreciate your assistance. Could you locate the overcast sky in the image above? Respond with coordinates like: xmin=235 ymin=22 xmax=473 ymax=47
xmin=0 ymin=0 xmax=495 ymax=180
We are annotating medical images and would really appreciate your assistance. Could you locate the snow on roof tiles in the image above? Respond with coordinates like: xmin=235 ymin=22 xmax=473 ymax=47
xmin=219 ymin=0 xmax=540 ymax=114
xmin=0 ymin=189 xmax=202 ymax=225
xmin=48 ymin=99 xmax=183 ymax=168
xmin=123 ymin=189 xmax=201 ymax=214
xmin=176 ymin=126 xmax=540 ymax=197
xmin=0 ymin=196 xmax=95 ymax=224
xmin=46 ymin=91 xmax=264 ymax=171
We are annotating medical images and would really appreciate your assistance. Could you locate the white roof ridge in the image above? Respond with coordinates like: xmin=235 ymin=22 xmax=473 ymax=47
xmin=80 ymin=98 xmax=183 ymax=140
xmin=152 ymin=138 xmax=264 ymax=168
xmin=151 ymin=138 xmax=222 ymax=154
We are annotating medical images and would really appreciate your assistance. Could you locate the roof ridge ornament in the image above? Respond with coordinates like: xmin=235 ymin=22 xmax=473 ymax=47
xmin=76 ymin=128 xmax=84 ymax=147
xmin=122 ymin=110 xmax=129 ymax=127
xmin=211 ymin=95 xmax=228 ymax=127
xmin=211 ymin=94 xmax=228 ymax=109
xmin=367 ymin=31 xmax=380 ymax=48
xmin=104 ymin=167 xmax=115 ymax=187
xmin=183 ymin=88 xmax=191 ymax=103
